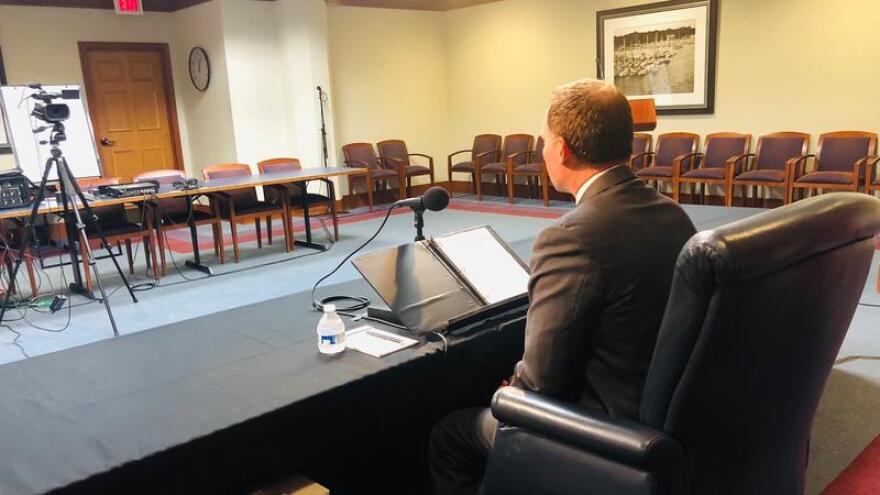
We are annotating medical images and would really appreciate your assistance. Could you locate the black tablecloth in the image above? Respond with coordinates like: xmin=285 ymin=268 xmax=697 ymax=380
xmin=0 ymin=278 xmax=526 ymax=494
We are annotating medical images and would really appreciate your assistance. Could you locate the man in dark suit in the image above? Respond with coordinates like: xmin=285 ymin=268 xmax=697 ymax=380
xmin=428 ymin=79 xmax=697 ymax=495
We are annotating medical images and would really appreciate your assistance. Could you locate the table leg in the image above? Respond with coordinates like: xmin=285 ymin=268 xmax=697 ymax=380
xmin=293 ymin=183 xmax=328 ymax=252
xmin=184 ymin=194 xmax=212 ymax=275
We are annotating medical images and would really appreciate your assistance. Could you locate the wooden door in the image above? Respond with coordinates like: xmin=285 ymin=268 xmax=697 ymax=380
xmin=80 ymin=44 xmax=182 ymax=181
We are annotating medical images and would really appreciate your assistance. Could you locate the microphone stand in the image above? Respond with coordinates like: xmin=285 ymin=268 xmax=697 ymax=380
xmin=317 ymin=86 xmax=329 ymax=168
xmin=413 ymin=208 xmax=425 ymax=242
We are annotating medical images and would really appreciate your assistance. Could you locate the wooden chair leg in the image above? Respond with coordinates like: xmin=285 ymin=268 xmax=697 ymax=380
xmin=476 ymin=171 xmax=483 ymax=200
xmin=266 ymin=216 xmax=273 ymax=245
xmin=541 ymin=175 xmax=550 ymax=207
xmin=157 ymin=225 xmax=168 ymax=276
xmin=507 ymin=173 xmax=516 ymax=204
xmin=215 ymin=221 xmax=226 ymax=264
xmin=81 ymin=234 xmax=93 ymax=291
xmin=327 ymin=195 xmax=339 ymax=242
xmin=124 ymin=239 xmax=134 ymax=274
xmin=255 ymin=218 xmax=262 ymax=249
xmin=367 ymin=180 xmax=374 ymax=211
xmin=672 ymin=178 xmax=681 ymax=203
xmin=230 ymin=220 xmax=240 ymax=263
xmin=725 ymin=181 xmax=734 ymax=207
xmin=470 ymin=172 xmax=477 ymax=195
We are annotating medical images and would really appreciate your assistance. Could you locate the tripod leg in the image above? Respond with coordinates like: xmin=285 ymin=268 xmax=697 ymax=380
xmin=57 ymin=157 xmax=137 ymax=304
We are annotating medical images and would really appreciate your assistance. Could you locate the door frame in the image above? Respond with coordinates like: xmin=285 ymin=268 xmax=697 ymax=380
xmin=78 ymin=41 xmax=185 ymax=174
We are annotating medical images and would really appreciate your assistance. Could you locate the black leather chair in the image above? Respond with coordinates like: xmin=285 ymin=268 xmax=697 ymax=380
xmin=483 ymin=192 xmax=880 ymax=495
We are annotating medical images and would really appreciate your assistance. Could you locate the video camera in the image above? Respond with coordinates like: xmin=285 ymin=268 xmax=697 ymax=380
xmin=28 ymin=83 xmax=80 ymax=124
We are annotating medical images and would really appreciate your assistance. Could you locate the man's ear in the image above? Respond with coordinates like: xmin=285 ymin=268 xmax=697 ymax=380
xmin=559 ymin=139 xmax=574 ymax=168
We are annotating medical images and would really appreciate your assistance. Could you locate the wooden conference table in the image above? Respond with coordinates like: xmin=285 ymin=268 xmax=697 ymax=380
xmin=0 ymin=166 xmax=367 ymax=275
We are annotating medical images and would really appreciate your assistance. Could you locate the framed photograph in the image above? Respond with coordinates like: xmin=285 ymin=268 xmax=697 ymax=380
xmin=597 ymin=0 xmax=718 ymax=115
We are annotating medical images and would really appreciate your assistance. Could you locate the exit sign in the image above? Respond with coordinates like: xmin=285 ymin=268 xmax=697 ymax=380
xmin=114 ymin=0 xmax=143 ymax=15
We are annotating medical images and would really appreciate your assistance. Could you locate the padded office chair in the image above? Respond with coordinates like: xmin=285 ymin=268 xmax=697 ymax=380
xmin=678 ymin=132 xmax=751 ymax=205
xmin=628 ymin=133 xmax=653 ymax=170
xmin=342 ymin=142 xmax=401 ymax=210
xmin=790 ymin=131 xmax=877 ymax=201
xmin=476 ymin=134 xmax=533 ymax=201
xmin=447 ymin=134 xmax=502 ymax=197
xmin=376 ymin=140 xmax=435 ymax=198
xmin=634 ymin=132 xmax=699 ymax=202
xmin=133 ymin=169 xmax=225 ymax=275
xmin=507 ymin=136 xmax=551 ymax=206
xmin=202 ymin=164 xmax=290 ymax=263
xmin=729 ymin=132 xmax=810 ymax=206
xmin=75 ymin=176 xmax=159 ymax=288
xmin=257 ymin=158 xmax=339 ymax=244
xmin=483 ymin=193 xmax=880 ymax=495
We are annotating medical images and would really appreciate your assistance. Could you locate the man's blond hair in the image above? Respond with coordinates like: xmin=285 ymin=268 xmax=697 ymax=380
xmin=547 ymin=79 xmax=633 ymax=166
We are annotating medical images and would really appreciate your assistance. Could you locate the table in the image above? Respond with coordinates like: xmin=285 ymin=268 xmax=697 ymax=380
xmin=0 ymin=278 xmax=527 ymax=494
xmin=0 ymin=166 xmax=367 ymax=276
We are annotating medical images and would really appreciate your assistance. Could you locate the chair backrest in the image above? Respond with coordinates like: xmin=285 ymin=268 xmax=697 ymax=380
xmin=701 ymin=132 xmax=750 ymax=168
xmin=472 ymin=134 xmax=502 ymax=163
xmin=531 ymin=136 xmax=545 ymax=165
xmin=202 ymin=163 xmax=256 ymax=207
xmin=257 ymin=158 xmax=302 ymax=174
xmin=134 ymin=169 xmax=188 ymax=216
xmin=753 ymin=132 xmax=810 ymax=170
xmin=501 ymin=134 xmax=533 ymax=166
xmin=202 ymin=163 xmax=252 ymax=180
xmin=631 ymin=133 xmax=653 ymax=168
xmin=342 ymin=143 xmax=380 ymax=170
xmin=639 ymin=193 xmax=880 ymax=495
xmin=654 ymin=133 xmax=699 ymax=167
xmin=815 ymin=131 xmax=878 ymax=173
xmin=376 ymin=140 xmax=409 ymax=169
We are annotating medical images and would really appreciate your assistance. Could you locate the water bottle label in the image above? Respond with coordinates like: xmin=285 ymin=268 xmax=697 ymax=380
xmin=320 ymin=335 xmax=338 ymax=345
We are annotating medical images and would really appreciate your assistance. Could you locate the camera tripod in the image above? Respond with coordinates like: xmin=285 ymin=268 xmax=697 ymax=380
xmin=0 ymin=122 xmax=138 ymax=336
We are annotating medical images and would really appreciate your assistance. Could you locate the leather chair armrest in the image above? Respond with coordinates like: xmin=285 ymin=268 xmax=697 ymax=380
xmin=491 ymin=387 xmax=681 ymax=468
xmin=407 ymin=153 xmax=434 ymax=171
xmin=379 ymin=155 xmax=407 ymax=168
xmin=785 ymin=154 xmax=814 ymax=180
xmin=726 ymin=153 xmax=754 ymax=177
xmin=853 ymin=154 xmax=876 ymax=175
xmin=343 ymin=159 xmax=372 ymax=169
xmin=628 ymin=151 xmax=654 ymax=170
xmin=672 ymin=152 xmax=701 ymax=175
xmin=864 ymin=156 xmax=880 ymax=187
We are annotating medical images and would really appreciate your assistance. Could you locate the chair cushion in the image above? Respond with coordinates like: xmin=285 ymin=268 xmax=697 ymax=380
xmin=796 ymin=171 xmax=855 ymax=185
xmin=682 ymin=167 xmax=726 ymax=180
xmin=735 ymin=169 xmax=786 ymax=183
xmin=369 ymin=168 xmax=398 ymax=179
xmin=405 ymin=165 xmax=431 ymax=176
xmin=481 ymin=163 xmax=507 ymax=173
xmin=636 ymin=166 xmax=673 ymax=178
xmin=451 ymin=161 xmax=474 ymax=172
xmin=514 ymin=163 xmax=544 ymax=174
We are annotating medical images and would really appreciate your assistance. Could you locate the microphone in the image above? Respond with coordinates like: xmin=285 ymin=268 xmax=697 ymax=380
xmin=394 ymin=186 xmax=450 ymax=212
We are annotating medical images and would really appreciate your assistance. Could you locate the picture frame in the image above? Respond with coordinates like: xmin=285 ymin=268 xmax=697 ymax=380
xmin=597 ymin=0 xmax=718 ymax=115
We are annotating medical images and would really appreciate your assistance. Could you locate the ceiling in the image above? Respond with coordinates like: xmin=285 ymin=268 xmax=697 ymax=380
xmin=325 ymin=0 xmax=502 ymax=11
xmin=0 ymin=0 xmax=232 ymax=12
xmin=0 ymin=0 xmax=500 ymax=12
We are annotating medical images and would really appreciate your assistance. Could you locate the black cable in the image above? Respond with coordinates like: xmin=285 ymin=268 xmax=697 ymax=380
xmin=1 ymin=324 xmax=30 ymax=359
xmin=311 ymin=204 xmax=398 ymax=312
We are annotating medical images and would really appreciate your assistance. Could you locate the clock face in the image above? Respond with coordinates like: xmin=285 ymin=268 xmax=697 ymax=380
xmin=188 ymin=47 xmax=210 ymax=91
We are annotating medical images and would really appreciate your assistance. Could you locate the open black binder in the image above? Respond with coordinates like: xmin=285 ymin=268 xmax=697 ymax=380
xmin=352 ymin=225 xmax=530 ymax=334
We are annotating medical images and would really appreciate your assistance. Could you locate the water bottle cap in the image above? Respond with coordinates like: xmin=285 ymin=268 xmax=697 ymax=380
xmin=323 ymin=304 xmax=336 ymax=313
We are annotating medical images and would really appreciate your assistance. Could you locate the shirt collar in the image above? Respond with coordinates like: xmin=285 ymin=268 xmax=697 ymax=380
xmin=574 ymin=166 xmax=615 ymax=205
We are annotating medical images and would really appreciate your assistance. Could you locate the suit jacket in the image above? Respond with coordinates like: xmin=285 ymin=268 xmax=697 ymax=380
xmin=511 ymin=165 xmax=696 ymax=420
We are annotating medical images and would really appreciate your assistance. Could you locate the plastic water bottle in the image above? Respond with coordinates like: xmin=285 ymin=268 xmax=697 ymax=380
xmin=317 ymin=304 xmax=346 ymax=354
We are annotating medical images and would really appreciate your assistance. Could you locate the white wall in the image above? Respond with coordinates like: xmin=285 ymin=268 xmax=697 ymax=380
xmin=0 ymin=4 xmax=196 ymax=172
xmin=328 ymin=6 xmax=450 ymax=184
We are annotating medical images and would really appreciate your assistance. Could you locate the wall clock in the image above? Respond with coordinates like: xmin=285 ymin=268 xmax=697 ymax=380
xmin=188 ymin=47 xmax=210 ymax=91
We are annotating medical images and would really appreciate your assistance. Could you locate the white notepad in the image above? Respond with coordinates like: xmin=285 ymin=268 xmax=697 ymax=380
xmin=432 ymin=228 xmax=530 ymax=304
xmin=345 ymin=325 xmax=419 ymax=358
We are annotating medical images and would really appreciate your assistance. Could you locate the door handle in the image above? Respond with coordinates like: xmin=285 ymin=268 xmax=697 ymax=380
xmin=100 ymin=137 xmax=115 ymax=146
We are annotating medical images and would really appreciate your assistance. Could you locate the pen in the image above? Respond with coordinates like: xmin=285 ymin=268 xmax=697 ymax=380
xmin=367 ymin=330 xmax=403 ymax=344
